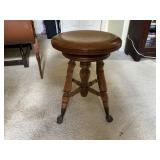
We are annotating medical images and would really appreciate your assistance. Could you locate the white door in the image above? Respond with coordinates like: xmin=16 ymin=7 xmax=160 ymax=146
xmin=61 ymin=20 xmax=102 ymax=32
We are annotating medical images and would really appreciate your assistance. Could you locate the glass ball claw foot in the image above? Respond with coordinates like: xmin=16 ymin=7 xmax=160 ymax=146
xmin=57 ymin=115 xmax=64 ymax=124
xmin=106 ymin=115 xmax=113 ymax=122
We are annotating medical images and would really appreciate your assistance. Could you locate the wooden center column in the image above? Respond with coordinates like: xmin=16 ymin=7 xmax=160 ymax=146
xmin=80 ymin=62 xmax=91 ymax=97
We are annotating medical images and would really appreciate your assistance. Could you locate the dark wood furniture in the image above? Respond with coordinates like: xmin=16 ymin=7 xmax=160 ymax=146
xmin=52 ymin=30 xmax=122 ymax=124
xmin=4 ymin=44 xmax=31 ymax=67
xmin=125 ymin=20 xmax=156 ymax=61
xmin=4 ymin=20 xmax=43 ymax=79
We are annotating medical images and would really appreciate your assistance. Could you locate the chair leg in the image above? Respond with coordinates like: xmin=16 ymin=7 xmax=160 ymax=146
xmin=36 ymin=54 xmax=43 ymax=79
xmin=33 ymin=38 xmax=43 ymax=79
xmin=19 ymin=45 xmax=30 ymax=67
xmin=96 ymin=61 xmax=113 ymax=122
xmin=57 ymin=60 xmax=76 ymax=124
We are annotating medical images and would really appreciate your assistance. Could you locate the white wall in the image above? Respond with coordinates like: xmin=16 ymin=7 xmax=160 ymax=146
xmin=107 ymin=20 xmax=124 ymax=37
xmin=101 ymin=20 xmax=109 ymax=31
xmin=61 ymin=20 xmax=102 ymax=32
xmin=33 ymin=20 xmax=45 ymax=35
xmin=121 ymin=20 xmax=130 ymax=49
xmin=103 ymin=20 xmax=130 ymax=51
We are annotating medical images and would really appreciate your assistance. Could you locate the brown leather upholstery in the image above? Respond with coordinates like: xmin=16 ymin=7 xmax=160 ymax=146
xmin=4 ymin=20 xmax=43 ymax=79
xmin=4 ymin=20 xmax=35 ymax=45
xmin=52 ymin=30 xmax=122 ymax=55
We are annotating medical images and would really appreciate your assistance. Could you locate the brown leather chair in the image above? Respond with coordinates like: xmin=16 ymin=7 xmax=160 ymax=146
xmin=4 ymin=20 xmax=43 ymax=78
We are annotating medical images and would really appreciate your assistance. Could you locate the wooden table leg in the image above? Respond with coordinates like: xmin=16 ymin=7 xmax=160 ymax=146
xmin=57 ymin=60 xmax=76 ymax=124
xmin=96 ymin=61 xmax=113 ymax=122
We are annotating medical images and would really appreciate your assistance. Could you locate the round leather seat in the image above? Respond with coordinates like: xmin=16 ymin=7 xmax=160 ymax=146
xmin=52 ymin=30 xmax=122 ymax=56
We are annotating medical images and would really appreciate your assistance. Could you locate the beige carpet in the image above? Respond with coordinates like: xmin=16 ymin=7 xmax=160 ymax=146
xmin=4 ymin=39 xmax=156 ymax=140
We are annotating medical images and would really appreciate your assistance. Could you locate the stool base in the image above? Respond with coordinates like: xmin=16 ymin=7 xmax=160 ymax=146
xmin=57 ymin=60 xmax=113 ymax=124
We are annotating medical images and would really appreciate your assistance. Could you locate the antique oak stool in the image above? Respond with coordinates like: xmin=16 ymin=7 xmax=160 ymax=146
xmin=52 ymin=30 xmax=122 ymax=124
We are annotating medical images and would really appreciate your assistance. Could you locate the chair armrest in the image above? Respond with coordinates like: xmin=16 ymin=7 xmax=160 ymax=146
xmin=4 ymin=20 xmax=35 ymax=45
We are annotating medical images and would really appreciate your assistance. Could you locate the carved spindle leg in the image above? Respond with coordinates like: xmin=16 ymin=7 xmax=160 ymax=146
xmin=96 ymin=61 xmax=113 ymax=122
xmin=80 ymin=62 xmax=91 ymax=97
xmin=57 ymin=60 xmax=76 ymax=124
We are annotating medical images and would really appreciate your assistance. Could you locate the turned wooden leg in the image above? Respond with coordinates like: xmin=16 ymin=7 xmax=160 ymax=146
xmin=96 ymin=61 xmax=113 ymax=122
xmin=33 ymin=38 xmax=43 ymax=79
xmin=80 ymin=62 xmax=91 ymax=97
xmin=57 ymin=60 xmax=76 ymax=124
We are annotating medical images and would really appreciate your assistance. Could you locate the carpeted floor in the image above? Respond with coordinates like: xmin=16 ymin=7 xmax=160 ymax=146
xmin=4 ymin=39 xmax=156 ymax=140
